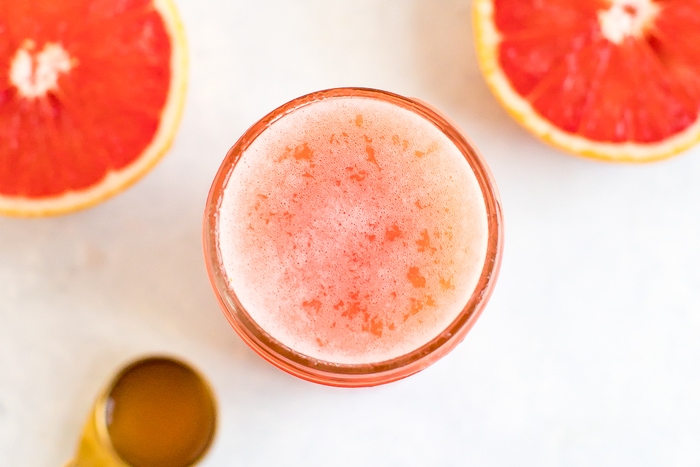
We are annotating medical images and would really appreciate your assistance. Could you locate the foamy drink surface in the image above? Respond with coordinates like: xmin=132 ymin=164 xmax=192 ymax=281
xmin=218 ymin=96 xmax=488 ymax=364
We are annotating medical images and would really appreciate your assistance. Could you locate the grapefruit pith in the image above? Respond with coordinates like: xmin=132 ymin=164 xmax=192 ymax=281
xmin=0 ymin=0 xmax=187 ymax=216
xmin=474 ymin=0 xmax=700 ymax=162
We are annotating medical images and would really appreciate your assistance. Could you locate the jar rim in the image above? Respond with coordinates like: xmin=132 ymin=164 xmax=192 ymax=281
xmin=202 ymin=87 xmax=504 ymax=387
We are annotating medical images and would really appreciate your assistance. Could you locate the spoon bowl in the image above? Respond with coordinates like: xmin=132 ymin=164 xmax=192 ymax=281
xmin=65 ymin=356 xmax=217 ymax=467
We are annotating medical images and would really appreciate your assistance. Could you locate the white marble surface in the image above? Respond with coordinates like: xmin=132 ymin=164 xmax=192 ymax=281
xmin=2 ymin=0 xmax=700 ymax=465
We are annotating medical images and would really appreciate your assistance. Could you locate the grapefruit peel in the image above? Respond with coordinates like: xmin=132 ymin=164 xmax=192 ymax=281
xmin=473 ymin=0 xmax=700 ymax=163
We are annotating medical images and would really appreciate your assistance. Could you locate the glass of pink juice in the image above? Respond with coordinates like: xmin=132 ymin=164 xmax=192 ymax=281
xmin=203 ymin=88 xmax=503 ymax=387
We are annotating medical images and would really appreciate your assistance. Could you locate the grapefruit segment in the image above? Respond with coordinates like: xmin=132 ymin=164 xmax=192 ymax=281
xmin=474 ymin=0 xmax=700 ymax=161
xmin=0 ymin=0 xmax=187 ymax=216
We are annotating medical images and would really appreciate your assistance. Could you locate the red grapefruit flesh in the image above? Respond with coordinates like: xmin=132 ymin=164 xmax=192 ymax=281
xmin=0 ymin=0 xmax=187 ymax=215
xmin=474 ymin=0 xmax=700 ymax=161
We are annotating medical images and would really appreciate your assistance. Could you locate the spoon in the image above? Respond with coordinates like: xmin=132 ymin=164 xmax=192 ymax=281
xmin=65 ymin=355 xmax=217 ymax=467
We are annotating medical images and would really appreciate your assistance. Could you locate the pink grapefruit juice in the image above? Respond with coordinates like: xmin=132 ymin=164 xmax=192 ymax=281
xmin=204 ymin=88 xmax=503 ymax=386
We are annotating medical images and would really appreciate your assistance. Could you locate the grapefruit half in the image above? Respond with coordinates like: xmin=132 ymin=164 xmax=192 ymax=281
xmin=0 ymin=0 xmax=187 ymax=216
xmin=473 ymin=0 xmax=700 ymax=162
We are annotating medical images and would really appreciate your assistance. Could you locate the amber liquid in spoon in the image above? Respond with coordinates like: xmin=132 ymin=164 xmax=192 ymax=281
xmin=104 ymin=358 xmax=216 ymax=467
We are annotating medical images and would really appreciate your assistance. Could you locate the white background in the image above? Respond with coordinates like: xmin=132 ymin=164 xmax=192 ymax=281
xmin=2 ymin=0 xmax=700 ymax=465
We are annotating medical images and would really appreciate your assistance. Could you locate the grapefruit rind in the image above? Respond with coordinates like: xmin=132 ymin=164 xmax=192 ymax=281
xmin=472 ymin=0 xmax=700 ymax=163
xmin=0 ymin=0 xmax=189 ymax=217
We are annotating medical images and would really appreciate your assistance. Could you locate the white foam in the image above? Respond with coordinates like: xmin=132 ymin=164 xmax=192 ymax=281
xmin=217 ymin=96 xmax=489 ymax=364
